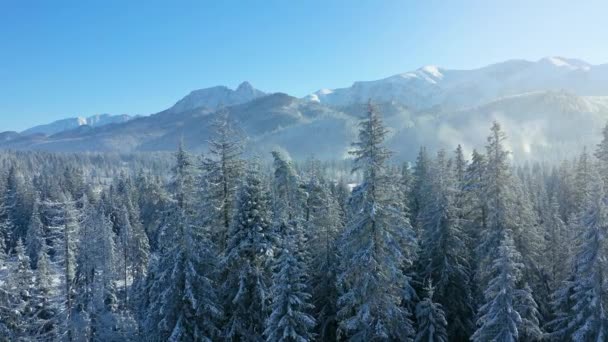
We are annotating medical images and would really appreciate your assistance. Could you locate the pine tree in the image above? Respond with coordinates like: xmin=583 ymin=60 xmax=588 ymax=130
xmin=221 ymin=161 xmax=275 ymax=341
xmin=337 ymin=103 xmax=416 ymax=341
xmin=415 ymin=281 xmax=448 ymax=342
xmin=264 ymin=223 xmax=316 ymax=342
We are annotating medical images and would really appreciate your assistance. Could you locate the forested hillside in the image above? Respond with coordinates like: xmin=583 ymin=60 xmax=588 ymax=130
xmin=1 ymin=105 xmax=608 ymax=341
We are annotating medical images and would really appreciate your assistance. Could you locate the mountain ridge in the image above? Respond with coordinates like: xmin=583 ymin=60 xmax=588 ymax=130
xmin=5 ymin=57 xmax=608 ymax=161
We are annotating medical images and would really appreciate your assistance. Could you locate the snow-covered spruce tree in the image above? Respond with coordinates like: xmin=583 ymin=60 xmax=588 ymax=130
xmin=25 ymin=199 xmax=45 ymax=268
xmin=473 ymin=122 xmax=542 ymax=339
xmin=472 ymin=231 xmax=541 ymax=341
xmin=61 ymin=165 xmax=87 ymax=202
xmin=595 ymin=121 xmax=608 ymax=184
xmin=221 ymin=161 xmax=275 ymax=341
xmin=0 ymin=240 xmax=36 ymax=340
xmin=463 ymin=149 xmax=487 ymax=256
xmin=304 ymin=161 xmax=344 ymax=341
xmin=476 ymin=122 xmax=542 ymax=286
xmin=74 ymin=202 xmax=124 ymax=341
xmin=0 ymin=261 xmax=14 ymax=340
xmin=264 ymin=222 xmax=316 ymax=342
xmin=336 ymin=103 xmax=416 ymax=341
xmin=134 ymin=171 xmax=171 ymax=252
xmin=542 ymin=194 xmax=569 ymax=292
xmin=200 ymin=109 xmax=244 ymax=252
xmin=4 ymin=165 xmax=33 ymax=245
xmin=414 ymin=280 xmax=448 ymax=342
xmin=29 ymin=243 xmax=59 ymax=340
xmin=552 ymin=160 xmax=577 ymax=224
xmin=272 ymin=150 xmax=308 ymax=262
xmin=476 ymin=122 xmax=515 ymax=286
xmin=111 ymin=174 xmax=150 ymax=302
xmin=43 ymin=194 xmax=81 ymax=342
xmin=515 ymin=282 xmax=542 ymax=341
xmin=417 ymin=150 xmax=474 ymax=340
xmin=272 ymin=150 xmax=305 ymax=222
xmin=399 ymin=161 xmax=415 ymax=222
xmin=573 ymin=147 xmax=593 ymax=217
xmin=411 ymin=146 xmax=431 ymax=232
xmin=453 ymin=145 xmax=468 ymax=191
xmin=560 ymin=171 xmax=608 ymax=341
xmin=115 ymin=202 xmax=150 ymax=308
xmin=0 ymin=191 xmax=14 ymax=255
xmin=143 ymin=144 xmax=222 ymax=341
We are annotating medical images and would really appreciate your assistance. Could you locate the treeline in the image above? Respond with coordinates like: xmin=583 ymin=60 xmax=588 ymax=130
xmin=1 ymin=107 xmax=608 ymax=341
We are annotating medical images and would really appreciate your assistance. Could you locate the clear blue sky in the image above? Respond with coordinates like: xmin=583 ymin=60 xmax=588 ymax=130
xmin=1 ymin=0 xmax=607 ymax=131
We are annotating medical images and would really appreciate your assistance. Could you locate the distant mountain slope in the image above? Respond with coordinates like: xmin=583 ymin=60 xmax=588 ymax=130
xmin=3 ymin=57 xmax=608 ymax=161
xmin=22 ymin=114 xmax=135 ymax=136
xmin=168 ymin=81 xmax=266 ymax=113
xmin=306 ymin=57 xmax=608 ymax=111
xmin=381 ymin=91 xmax=608 ymax=161
xmin=0 ymin=93 xmax=358 ymax=159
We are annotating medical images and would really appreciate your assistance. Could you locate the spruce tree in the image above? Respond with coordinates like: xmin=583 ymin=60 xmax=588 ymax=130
xmin=337 ymin=103 xmax=416 ymax=341
xmin=595 ymin=121 xmax=608 ymax=184
xmin=143 ymin=145 xmax=222 ymax=341
xmin=564 ymin=172 xmax=608 ymax=340
xmin=201 ymin=110 xmax=244 ymax=252
xmin=29 ymin=243 xmax=58 ymax=340
xmin=221 ymin=161 xmax=275 ymax=341
xmin=417 ymin=150 xmax=474 ymax=340
xmin=7 ymin=240 xmax=35 ymax=340
xmin=472 ymin=232 xmax=525 ymax=342
xmin=25 ymin=200 xmax=45 ymax=268
xmin=411 ymin=146 xmax=431 ymax=232
xmin=265 ymin=223 xmax=315 ymax=342
xmin=415 ymin=281 xmax=448 ymax=342
xmin=305 ymin=165 xmax=343 ymax=341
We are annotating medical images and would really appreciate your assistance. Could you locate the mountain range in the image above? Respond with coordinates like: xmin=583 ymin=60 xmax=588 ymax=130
xmin=21 ymin=114 xmax=137 ymax=136
xmin=3 ymin=56 xmax=608 ymax=161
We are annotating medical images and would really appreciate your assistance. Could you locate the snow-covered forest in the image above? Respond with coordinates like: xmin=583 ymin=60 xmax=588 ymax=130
xmin=2 ymin=105 xmax=608 ymax=341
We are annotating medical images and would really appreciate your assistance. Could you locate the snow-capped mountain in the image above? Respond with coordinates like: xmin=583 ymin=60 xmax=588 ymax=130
xmin=22 ymin=114 xmax=135 ymax=136
xmin=4 ymin=57 xmax=608 ymax=161
xmin=168 ymin=81 xmax=266 ymax=113
xmin=306 ymin=57 xmax=608 ymax=110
